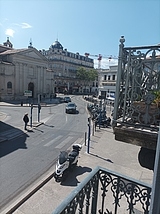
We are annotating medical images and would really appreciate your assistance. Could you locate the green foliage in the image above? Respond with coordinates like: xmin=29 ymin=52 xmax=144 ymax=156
xmin=76 ymin=67 xmax=98 ymax=82
xmin=152 ymin=90 xmax=160 ymax=107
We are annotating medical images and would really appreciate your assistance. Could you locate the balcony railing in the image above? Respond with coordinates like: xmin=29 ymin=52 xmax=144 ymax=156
xmin=52 ymin=166 xmax=151 ymax=214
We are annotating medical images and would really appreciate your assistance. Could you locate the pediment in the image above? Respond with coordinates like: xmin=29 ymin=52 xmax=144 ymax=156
xmin=20 ymin=48 xmax=47 ymax=61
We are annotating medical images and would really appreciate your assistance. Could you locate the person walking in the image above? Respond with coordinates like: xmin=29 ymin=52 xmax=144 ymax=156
xmin=23 ymin=113 xmax=29 ymax=130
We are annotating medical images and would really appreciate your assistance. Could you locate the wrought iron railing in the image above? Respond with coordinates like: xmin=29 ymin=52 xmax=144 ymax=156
xmin=112 ymin=37 xmax=160 ymax=150
xmin=52 ymin=166 xmax=151 ymax=214
xmin=112 ymin=37 xmax=160 ymax=128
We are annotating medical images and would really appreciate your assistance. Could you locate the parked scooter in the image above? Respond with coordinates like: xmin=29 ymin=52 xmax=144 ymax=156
xmin=95 ymin=114 xmax=111 ymax=128
xmin=54 ymin=144 xmax=82 ymax=182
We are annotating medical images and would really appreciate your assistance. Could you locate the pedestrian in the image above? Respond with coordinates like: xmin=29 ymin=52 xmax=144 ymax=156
xmin=23 ymin=113 xmax=29 ymax=130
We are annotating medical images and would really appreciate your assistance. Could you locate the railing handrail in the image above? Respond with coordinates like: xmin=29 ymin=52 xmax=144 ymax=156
xmin=52 ymin=166 xmax=151 ymax=214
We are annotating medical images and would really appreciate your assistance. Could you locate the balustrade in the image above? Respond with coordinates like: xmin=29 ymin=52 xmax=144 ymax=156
xmin=52 ymin=167 xmax=151 ymax=214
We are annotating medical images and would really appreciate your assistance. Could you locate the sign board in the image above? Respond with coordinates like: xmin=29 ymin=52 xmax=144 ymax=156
xmin=24 ymin=90 xmax=32 ymax=97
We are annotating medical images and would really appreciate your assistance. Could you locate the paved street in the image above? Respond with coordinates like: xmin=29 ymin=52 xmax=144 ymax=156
xmin=0 ymin=98 xmax=153 ymax=214
xmin=0 ymin=96 xmax=88 ymax=211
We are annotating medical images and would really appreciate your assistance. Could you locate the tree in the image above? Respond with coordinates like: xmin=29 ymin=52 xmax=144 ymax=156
xmin=87 ymin=69 xmax=98 ymax=81
xmin=76 ymin=67 xmax=98 ymax=82
xmin=76 ymin=67 xmax=87 ymax=80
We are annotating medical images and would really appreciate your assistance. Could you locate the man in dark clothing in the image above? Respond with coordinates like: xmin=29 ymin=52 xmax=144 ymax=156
xmin=23 ymin=113 xmax=29 ymax=130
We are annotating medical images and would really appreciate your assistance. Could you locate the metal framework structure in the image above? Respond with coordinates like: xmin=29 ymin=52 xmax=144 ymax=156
xmin=112 ymin=37 xmax=160 ymax=149
xmin=52 ymin=167 xmax=151 ymax=214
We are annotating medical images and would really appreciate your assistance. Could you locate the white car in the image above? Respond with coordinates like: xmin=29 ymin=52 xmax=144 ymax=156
xmin=107 ymin=96 xmax=115 ymax=101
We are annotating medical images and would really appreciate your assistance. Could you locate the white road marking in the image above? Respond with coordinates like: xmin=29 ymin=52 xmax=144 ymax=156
xmin=44 ymin=135 xmax=63 ymax=147
xmin=55 ymin=136 xmax=73 ymax=149
xmin=73 ymin=137 xmax=83 ymax=145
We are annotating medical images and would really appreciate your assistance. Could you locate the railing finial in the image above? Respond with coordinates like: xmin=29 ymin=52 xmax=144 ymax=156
xmin=119 ymin=36 xmax=125 ymax=44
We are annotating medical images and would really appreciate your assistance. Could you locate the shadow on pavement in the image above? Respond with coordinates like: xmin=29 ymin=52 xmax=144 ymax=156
xmin=60 ymin=166 xmax=92 ymax=186
xmin=89 ymin=152 xmax=114 ymax=163
xmin=0 ymin=121 xmax=28 ymax=158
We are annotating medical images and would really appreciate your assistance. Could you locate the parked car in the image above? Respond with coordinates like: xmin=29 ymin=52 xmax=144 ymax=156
xmin=65 ymin=102 xmax=77 ymax=114
xmin=64 ymin=96 xmax=71 ymax=103
xmin=58 ymin=97 xmax=65 ymax=103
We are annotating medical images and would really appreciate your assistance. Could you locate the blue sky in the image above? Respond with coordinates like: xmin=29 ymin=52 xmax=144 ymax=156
xmin=0 ymin=0 xmax=160 ymax=68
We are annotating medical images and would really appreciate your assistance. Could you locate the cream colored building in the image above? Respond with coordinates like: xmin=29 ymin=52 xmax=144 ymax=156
xmin=40 ymin=40 xmax=94 ymax=94
xmin=0 ymin=38 xmax=53 ymax=101
xmin=0 ymin=38 xmax=96 ymax=101
xmin=98 ymin=65 xmax=118 ymax=98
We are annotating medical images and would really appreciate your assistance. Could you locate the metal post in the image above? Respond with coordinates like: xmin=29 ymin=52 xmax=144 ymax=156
xmin=92 ymin=122 xmax=94 ymax=136
xmin=30 ymin=104 xmax=33 ymax=127
xmin=87 ymin=117 xmax=91 ymax=154
xmin=149 ymin=127 xmax=160 ymax=214
xmin=112 ymin=36 xmax=125 ymax=128
xmin=37 ymin=94 xmax=41 ymax=122
xmin=84 ymin=132 xmax=87 ymax=146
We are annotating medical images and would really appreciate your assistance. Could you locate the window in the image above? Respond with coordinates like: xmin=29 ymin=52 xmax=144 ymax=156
xmin=104 ymin=75 xmax=107 ymax=80
xmin=7 ymin=81 xmax=12 ymax=94
xmin=108 ymin=75 xmax=111 ymax=80
xmin=112 ymin=75 xmax=115 ymax=80
xmin=7 ymin=81 xmax=12 ymax=89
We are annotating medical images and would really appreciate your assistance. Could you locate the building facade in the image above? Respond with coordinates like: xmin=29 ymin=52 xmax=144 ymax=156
xmin=40 ymin=40 xmax=95 ymax=94
xmin=0 ymin=38 xmax=52 ymax=101
xmin=0 ymin=38 xmax=96 ymax=101
xmin=98 ymin=65 xmax=118 ymax=98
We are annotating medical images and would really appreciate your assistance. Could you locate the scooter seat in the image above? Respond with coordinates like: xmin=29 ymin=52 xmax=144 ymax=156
xmin=69 ymin=151 xmax=77 ymax=157
xmin=68 ymin=155 xmax=75 ymax=163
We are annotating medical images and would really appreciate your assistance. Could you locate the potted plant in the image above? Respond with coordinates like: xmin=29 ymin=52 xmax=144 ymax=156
xmin=131 ymin=90 xmax=160 ymax=125
xmin=152 ymin=90 xmax=160 ymax=107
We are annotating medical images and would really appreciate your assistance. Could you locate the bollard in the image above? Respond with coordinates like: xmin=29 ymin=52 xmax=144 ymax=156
xmin=84 ymin=132 xmax=87 ymax=146
xmin=92 ymin=122 xmax=94 ymax=136
xmin=30 ymin=104 xmax=33 ymax=127
xmin=87 ymin=117 xmax=91 ymax=154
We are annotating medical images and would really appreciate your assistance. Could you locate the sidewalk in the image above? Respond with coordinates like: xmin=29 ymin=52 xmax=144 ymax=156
xmin=1 ymin=128 xmax=153 ymax=214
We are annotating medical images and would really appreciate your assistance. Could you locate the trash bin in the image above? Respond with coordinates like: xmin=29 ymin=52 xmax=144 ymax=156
xmin=21 ymin=101 xmax=23 ymax=106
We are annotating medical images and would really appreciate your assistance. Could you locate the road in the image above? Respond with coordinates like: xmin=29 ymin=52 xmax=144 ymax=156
xmin=0 ymin=96 xmax=89 ymax=210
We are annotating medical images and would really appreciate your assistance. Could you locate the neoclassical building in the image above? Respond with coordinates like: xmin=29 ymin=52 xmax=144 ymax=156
xmin=40 ymin=40 xmax=94 ymax=94
xmin=0 ymin=38 xmax=95 ymax=101
xmin=0 ymin=38 xmax=52 ymax=101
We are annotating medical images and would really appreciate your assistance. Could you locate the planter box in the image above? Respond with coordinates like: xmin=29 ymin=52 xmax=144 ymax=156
xmin=131 ymin=101 xmax=160 ymax=125
xmin=114 ymin=125 xmax=157 ymax=150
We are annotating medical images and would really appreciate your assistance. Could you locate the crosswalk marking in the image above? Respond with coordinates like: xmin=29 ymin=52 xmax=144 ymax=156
xmin=44 ymin=135 xmax=63 ymax=147
xmin=55 ymin=136 xmax=73 ymax=149
xmin=73 ymin=137 xmax=83 ymax=145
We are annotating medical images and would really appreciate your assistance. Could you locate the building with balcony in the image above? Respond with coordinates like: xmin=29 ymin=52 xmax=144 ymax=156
xmin=39 ymin=40 xmax=95 ymax=94
xmin=0 ymin=38 xmax=96 ymax=101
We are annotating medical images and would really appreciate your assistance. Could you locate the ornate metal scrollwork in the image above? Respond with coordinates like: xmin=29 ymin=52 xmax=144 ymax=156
xmin=52 ymin=167 xmax=151 ymax=214
xmin=114 ymin=42 xmax=160 ymax=128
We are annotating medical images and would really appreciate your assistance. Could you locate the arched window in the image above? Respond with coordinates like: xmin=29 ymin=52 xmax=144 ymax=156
xmin=7 ymin=81 xmax=12 ymax=89
xmin=7 ymin=81 xmax=12 ymax=94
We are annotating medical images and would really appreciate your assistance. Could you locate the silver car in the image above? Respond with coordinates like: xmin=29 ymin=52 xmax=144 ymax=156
xmin=65 ymin=102 xmax=77 ymax=114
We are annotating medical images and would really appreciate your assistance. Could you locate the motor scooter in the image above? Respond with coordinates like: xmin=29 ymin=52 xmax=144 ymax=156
xmin=54 ymin=144 xmax=82 ymax=182
xmin=95 ymin=115 xmax=111 ymax=128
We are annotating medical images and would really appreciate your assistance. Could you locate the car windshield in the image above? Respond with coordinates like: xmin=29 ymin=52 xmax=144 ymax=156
xmin=65 ymin=97 xmax=70 ymax=100
xmin=68 ymin=103 xmax=75 ymax=107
